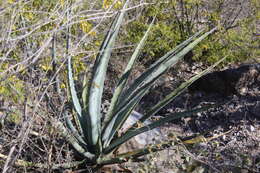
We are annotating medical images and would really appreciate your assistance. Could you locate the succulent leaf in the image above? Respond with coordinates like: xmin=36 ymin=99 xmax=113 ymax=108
xmin=102 ymin=27 xmax=218 ymax=150
xmin=53 ymin=119 xmax=95 ymax=160
xmin=139 ymin=55 xmax=227 ymax=122
xmin=103 ymin=18 xmax=155 ymax=129
xmin=86 ymin=0 xmax=129 ymax=149
xmin=104 ymin=105 xmax=215 ymax=153
xmin=102 ymin=89 xmax=147 ymax=147
xmin=118 ymin=30 xmax=205 ymax=106
xmin=68 ymin=55 xmax=82 ymax=118
xmin=119 ymin=28 xmax=217 ymax=107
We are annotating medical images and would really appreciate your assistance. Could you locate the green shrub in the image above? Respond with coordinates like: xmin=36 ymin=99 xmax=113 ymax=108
xmin=124 ymin=0 xmax=259 ymax=65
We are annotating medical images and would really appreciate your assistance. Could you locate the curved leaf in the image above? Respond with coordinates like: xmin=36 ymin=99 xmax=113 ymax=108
xmin=53 ymin=119 xmax=95 ymax=160
xmin=102 ymin=89 xmax=147 ymax=148
xmin=102 ymin=28 xmax=217 ymax=149
xmin=68 ymin=56 xmax=82 ymax=118
xmin=139 ymin=55 xmax=227 ymax=122
xmin=117 ymin=29 xmax=205 ymax=106
xmin=86 ymin=1 xmax=129 ymax=148
xmin=103 ymin=17 xmax=155 ymax=129
xmin=104 ymin=105 xmax=215 ymax=154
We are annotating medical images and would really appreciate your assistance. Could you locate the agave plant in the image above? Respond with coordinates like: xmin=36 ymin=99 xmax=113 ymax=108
xmin=55 ymin=0 xmax=226 ymax=168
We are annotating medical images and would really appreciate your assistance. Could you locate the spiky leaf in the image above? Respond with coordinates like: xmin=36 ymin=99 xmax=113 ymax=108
xmin=104 ymin=105 xmax=215 ymax=153
xmin=85 ymin=1 xmax=129 ymax=149
xmin=102 ymin=27 xmax=217 ymax=148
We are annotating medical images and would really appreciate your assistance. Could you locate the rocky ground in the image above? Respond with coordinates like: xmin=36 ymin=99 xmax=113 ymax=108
xmin=118 ymin=61 xmax=260 ymax=173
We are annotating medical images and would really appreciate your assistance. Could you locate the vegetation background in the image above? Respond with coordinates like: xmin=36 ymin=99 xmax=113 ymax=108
xmin=0 ymin=0 xmax=259 ymax=172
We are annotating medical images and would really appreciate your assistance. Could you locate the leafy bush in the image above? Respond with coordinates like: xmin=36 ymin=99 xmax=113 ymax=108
xmin=124 ymin=0 xmax=259 ymax=65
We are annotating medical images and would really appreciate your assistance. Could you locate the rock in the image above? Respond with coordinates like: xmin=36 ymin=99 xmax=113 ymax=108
xmin=118 ymin=111 xmax=164 ymax=153
xmin=188 ymin=63 xmax=260 ymax=96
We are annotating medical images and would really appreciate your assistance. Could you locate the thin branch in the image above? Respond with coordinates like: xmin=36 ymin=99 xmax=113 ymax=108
xmin=0 ymin=153 xmax=86 ymax=169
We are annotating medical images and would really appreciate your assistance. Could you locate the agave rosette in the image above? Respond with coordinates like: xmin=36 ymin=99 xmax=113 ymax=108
xmin=62 ymin=0 xmax=226 ymax=166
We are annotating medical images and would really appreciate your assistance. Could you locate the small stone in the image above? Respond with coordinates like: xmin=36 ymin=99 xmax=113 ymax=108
xmin=197 ymin=112 xmax=202 ymax=116
xmin=222 ymin=135 xmax=226 ymax=140
xmin=249 ymin=125 xmax=255 ymax=132
xmin=240 ymin=87 xmax=247 ymax=95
